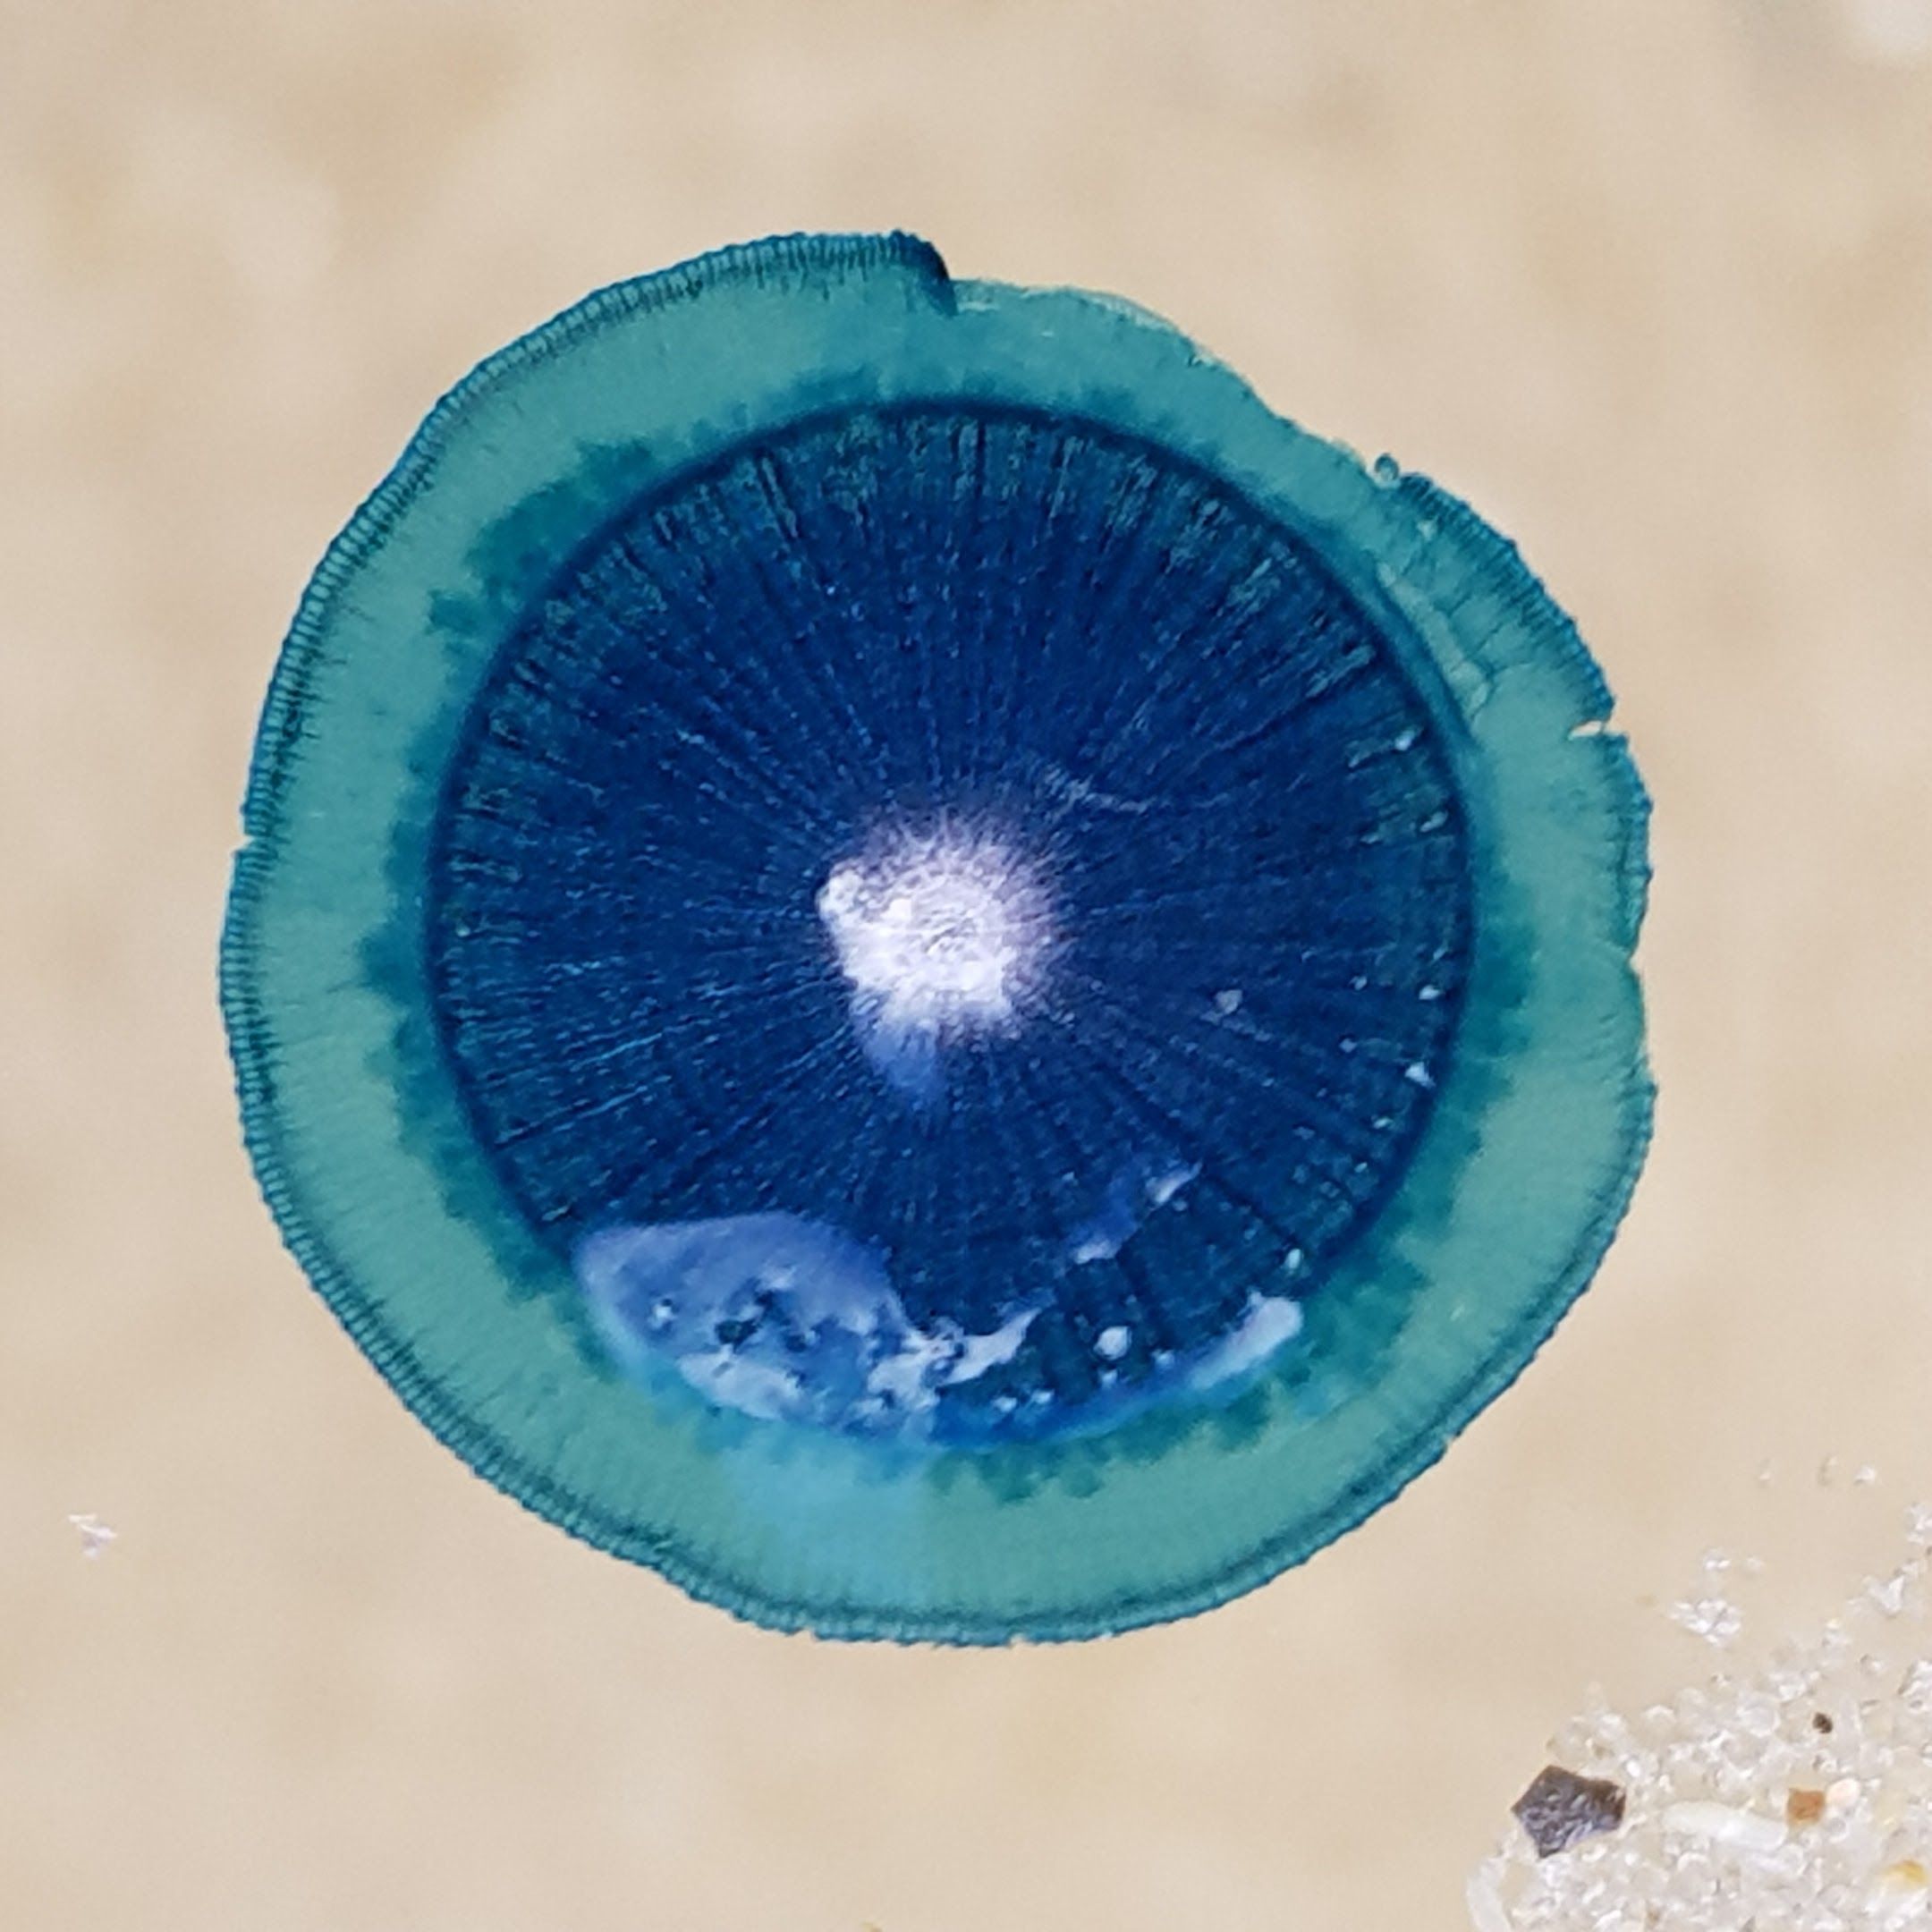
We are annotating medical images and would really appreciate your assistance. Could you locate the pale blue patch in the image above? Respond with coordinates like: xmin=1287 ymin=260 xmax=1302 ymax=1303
xmin=1068 ymin=1149 xmax=1203 ymax=1265
xmin=575 ymin=1213 xmax=1037 ymax=1436
xmin=846 ymin=996 xmax=946 ymax=1107
xmin=1187 ymin=1293 xmax=1305 ymax=1390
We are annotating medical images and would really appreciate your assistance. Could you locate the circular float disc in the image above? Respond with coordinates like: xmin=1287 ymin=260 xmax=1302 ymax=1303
xmin=222 ymin=232 xmax=1652 ymax=1641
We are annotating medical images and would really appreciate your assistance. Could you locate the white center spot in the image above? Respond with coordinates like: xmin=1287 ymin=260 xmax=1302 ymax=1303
xmin=818 ymin=824 xmax=1054 ymax=1038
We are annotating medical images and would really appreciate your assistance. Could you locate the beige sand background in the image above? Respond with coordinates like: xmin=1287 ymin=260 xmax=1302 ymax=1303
xmin=4 ymin=2 xmax=1931 ymax=1927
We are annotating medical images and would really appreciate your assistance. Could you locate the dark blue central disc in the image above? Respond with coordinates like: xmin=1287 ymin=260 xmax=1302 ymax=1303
xmin=427 ymin=402 xmax=1471 ymax=1443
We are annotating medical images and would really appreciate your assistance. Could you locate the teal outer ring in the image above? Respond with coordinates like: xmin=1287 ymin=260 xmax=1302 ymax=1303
xmin=221 ymin=232 xmax=1653 ymax=1642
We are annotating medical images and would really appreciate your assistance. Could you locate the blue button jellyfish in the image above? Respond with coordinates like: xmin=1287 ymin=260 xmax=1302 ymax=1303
xmin=223 ymin=232 xmax=1651 ymax=1641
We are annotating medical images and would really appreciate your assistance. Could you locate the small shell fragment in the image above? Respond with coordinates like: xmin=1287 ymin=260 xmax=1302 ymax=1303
xmin=1659 ymin=1800 xmax=1789 ymax=1853
xmin=1869 ymin=1571 xmax=1912 ymax=1616
xmin=1871 ymin=1859 xmax=1930 ymax=1908
xmin=1786 ymin=1786 xmax=1826 ymax=1825
xmin=1512 ymin=1765 xmax=1628 ymax=1858
xmin=67 ymin=1512 xmax=117 ymax=1558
